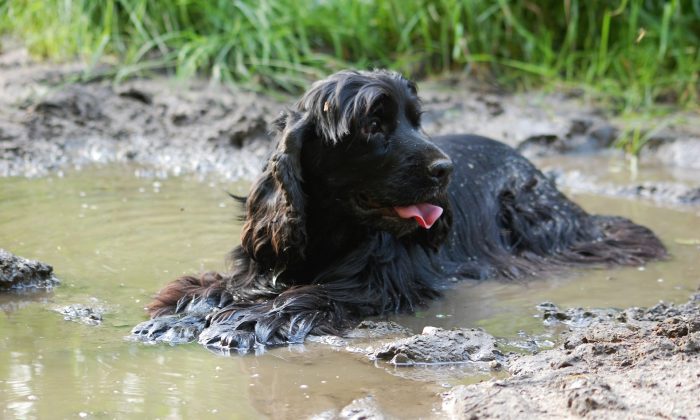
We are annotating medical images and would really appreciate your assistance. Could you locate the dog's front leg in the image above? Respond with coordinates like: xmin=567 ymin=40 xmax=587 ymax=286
xmin=198 ymin=284 xmax=347 ymax=353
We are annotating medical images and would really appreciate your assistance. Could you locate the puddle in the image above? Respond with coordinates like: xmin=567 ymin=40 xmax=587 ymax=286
xmin=1 ymin=164 xmax=698 ymax=418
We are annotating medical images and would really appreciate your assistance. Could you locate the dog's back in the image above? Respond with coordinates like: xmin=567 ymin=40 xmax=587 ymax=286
xmin=434 ymin=134 xmax=666 ymax=279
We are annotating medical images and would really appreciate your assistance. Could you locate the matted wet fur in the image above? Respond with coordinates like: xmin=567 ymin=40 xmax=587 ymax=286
xmin=131 ymin=70 xmax=666 ymax=352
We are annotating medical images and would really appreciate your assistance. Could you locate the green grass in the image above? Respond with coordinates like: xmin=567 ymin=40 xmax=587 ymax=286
xmin=1 ymin=0 xmax=698 ymax=110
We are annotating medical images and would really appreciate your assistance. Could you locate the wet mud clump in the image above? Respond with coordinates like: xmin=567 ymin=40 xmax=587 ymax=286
xmin=0 ymin=248 xmax=59 ymax=290
xmin=56 ymin=303 xmax=105 ymax=326
xmin=373 ymin=327 xmax=504 ymax=366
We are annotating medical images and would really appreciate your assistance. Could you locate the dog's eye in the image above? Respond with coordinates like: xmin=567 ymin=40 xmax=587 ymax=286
xmin=367 ymin=119 xmax=382 ymax=135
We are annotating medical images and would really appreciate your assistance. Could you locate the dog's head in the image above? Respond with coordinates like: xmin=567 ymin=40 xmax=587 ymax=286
xmin=242 ymin=70 xmax=453 ymax=266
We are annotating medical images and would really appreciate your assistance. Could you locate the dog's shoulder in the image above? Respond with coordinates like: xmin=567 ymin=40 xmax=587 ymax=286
xmin=431 ymin=134 xmax=514 ymax=154
xmin=431 ymin=134 xmax=523 ymax=168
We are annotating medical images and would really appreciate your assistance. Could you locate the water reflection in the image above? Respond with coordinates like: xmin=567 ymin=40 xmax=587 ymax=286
xmin=0 ymin=291 xmax=52 ymax=315
xmin=7 ymin=356 xmax=34 ymax=419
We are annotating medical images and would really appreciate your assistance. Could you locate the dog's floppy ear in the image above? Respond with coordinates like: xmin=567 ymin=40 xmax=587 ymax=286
xmin=241 ymin=111 xmax=308 ymax=269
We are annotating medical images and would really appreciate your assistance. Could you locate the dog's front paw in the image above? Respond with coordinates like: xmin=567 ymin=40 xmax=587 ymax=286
xmin=198 ymin=321 xmax=259 ymax=353
xmin=128 ymin=314 xmax=205 ymax=345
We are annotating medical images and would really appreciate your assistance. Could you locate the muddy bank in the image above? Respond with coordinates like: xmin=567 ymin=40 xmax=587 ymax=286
xmin=2 ymin=46 xmax=699 ymax=198
xmin=308 ymin=293 xmax=700 ymax=418
xmin=2 ymin=43 xmax=700 ymax=419
xmin=441 ymin=293 xmax=700 ymax=419
xmin=0 ymin=49 xmax=280 ymax=179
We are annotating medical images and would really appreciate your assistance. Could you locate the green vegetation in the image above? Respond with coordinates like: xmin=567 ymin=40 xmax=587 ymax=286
xmin=1 ymin=0 xmax=698 ymax=109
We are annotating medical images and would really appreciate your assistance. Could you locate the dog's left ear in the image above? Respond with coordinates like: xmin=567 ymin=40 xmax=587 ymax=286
xmin=241 ymin=111 xmax=308 ymax=268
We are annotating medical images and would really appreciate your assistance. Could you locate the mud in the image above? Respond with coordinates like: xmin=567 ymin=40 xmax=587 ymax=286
xmin=55 ymin=303 xmax=104 ymax=326
xmin=372 ymin=327 xmax=504 ymax=366
xmin=304 ymin=293 xmax=700 ymax=418
xmin=2 ymin=45 xmax=699 ymax=195
xmin=441 ymin=293 xmax=700 ymax=419
xmin=1 ymin=46 xmax=280 ymax=179
xmin=0 ymin=248 xmax=59 ymax=290
xmin=2 ymin=43 xmax=700 ymax=418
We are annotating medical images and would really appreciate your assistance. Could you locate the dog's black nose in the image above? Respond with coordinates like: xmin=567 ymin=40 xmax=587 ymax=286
xmin=428 ymin=159 xmax=453 ymax=184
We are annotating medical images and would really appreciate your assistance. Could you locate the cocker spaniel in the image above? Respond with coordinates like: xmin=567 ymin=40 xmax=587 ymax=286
xmin=131 ymin=70 xmax=666 ymax=352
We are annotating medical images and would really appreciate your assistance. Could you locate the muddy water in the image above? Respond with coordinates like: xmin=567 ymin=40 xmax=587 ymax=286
xmin=1 ymin=165 xmax=699 ymax=419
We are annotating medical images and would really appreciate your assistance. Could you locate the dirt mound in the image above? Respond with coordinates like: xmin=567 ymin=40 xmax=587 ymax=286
xmin=442 ymin=294 xmax=700 ymax=419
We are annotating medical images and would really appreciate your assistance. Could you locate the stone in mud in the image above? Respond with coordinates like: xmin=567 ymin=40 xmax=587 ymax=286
xmin=373 ymin=327 xmax=503 ymax=365
xmin=0 ymin=248 xmax=59 ymax=290
xmin=475 ymin=95 xmax=505 ymax=117
xmin=517 ymin=134 xmax=562 ymax=154
xmin=57 ymin=304 xmax=103 ymax=326
xmin=632 ymin=294 xmax=700 ymax=322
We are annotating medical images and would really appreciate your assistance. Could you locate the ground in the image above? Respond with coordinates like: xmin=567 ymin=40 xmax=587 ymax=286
xmin=441 ymin=296 xmax=700 ymax=419
xmin=1 ymin=43 xmax=699 ymax=419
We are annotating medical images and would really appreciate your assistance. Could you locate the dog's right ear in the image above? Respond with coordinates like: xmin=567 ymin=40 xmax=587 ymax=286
xmin=241 ymin=111 xmax=309 ymax=270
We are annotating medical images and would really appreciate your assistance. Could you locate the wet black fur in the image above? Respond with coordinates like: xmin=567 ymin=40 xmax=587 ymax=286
xmin=131 ymin=70 xmax=666 ymax=352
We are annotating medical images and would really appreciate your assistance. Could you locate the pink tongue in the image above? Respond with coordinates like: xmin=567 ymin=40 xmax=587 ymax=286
xmin=393 ymin=203 xmax=444 ymax=229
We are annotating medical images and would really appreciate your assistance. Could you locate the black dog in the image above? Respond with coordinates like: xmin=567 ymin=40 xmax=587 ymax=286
xmin=131 ymin=70 xmax=666 ymax=351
